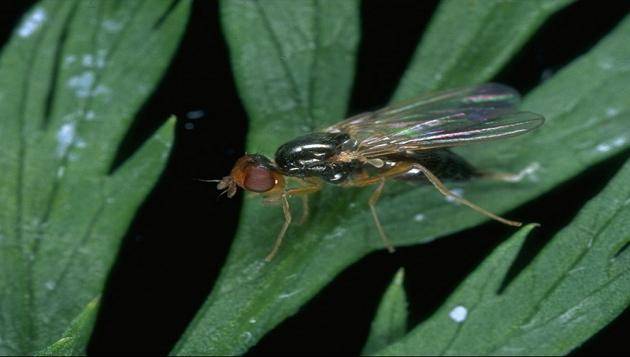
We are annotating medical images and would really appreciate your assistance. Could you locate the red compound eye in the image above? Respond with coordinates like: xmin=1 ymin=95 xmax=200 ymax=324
xmin=244 ymin=165 xmax=276 ymax=192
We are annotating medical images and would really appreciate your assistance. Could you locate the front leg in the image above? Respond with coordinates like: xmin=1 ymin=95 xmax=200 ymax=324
xmin=263 ymin=178 xmax=322 ymax=261
xmin=265 ymin=193 xmax=292 ymax=262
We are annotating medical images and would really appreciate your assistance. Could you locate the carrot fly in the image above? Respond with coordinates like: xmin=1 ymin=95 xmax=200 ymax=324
xmin=212 ymin=83 xmax=544 ymax=261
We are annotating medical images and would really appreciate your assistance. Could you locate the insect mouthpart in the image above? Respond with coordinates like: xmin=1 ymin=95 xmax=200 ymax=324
xmin=217 ymin=176 xmax=238 ymax=198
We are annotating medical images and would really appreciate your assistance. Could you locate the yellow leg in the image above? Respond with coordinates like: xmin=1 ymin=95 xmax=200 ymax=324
xmin=265 ymin=194 xmax=292 ymax=262
xmin=286 ymin=178 xmax=321 ymax=225
xmin=411 ymin=163 xmax=522 ymax=227
xmin=299 ymin=195 xmax=309 ymax=225
xmin=343 ymin=163 xmax=412 ymax=188
xmin=369 ymin=179 xmax=395 ymax=253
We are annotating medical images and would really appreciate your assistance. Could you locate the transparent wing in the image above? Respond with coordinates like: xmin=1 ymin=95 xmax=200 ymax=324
xmin=325 ymin=83 xmax=544 ymax=158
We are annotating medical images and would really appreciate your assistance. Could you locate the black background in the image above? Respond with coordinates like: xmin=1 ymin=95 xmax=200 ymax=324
xmin=2 ymin=0 xmax=629 ymax=355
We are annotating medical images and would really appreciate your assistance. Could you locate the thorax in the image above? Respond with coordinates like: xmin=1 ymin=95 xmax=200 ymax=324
xmin=274 ymin=132 xmax=358 ymax=183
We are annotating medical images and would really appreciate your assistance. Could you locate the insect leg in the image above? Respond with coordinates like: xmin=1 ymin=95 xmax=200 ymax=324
xmin=299 ymin=195 xmax=309 ymax=225
xmin=286 ymin=178 xmax=322 ymax=225
xmin=411 ymin=163 xmax=522 ymax=227
xmin=369 ymin=178 xmax=396 ymax=253
xmin=265 ymin=193 xmax=292 ymax=262
xmin=342 ymin=164 xmax=413 ymax=252
xmin=343 ymin=163 xmax=413 ymax=187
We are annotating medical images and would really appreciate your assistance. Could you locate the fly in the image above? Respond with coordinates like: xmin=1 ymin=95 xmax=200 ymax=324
xmin=211 ymin=83 xmax=545 ymax=261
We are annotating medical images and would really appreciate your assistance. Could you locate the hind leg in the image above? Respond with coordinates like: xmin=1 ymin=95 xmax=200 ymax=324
xmin=411 ymin=163 xmax=522 ymax=227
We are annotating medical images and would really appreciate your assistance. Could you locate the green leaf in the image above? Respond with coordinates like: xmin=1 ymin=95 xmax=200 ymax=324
xmin=0 ymin=1 xmax=189 ymax=354
xmin=377 ymin=158 xmax=630 ymax=355
xmin=173 ymin=0 xmax=360 ymax=354
xmin=36 ymin=298 xmax=99 ymax=356
xmin=362 ymin=269 xmax=408 ymax=356
xmin=174 ymin=5 xmax=630 ymax=356
xmin=220 ymin=0 xmax=359 ymax=154
xmin=393 ymin=0 xmax=574 ymax=101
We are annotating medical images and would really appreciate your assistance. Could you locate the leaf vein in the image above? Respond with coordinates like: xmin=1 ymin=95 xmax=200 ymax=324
xmin=254 ymin=1 xmax=314 ymax=130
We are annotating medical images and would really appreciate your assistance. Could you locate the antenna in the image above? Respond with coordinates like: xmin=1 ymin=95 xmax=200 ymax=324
xmin=195 ymin=178 xmax=222 ymax=183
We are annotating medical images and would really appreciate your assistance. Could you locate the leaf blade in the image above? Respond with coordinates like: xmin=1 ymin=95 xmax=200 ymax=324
xmin=378 ymin=158 xmax=630 ymax=355
xmin=362 ymin=268 xmax=409 ymax=355
xmin=393 ymin=0 xmax=574 ymax=101
xmin=220 ymin=0 xmax=359 ymax=153
xmin=0 ymin=1 xmax=188 ymax=354
xmin=172 ymin=0 xmax=360 ymax=354
xmin=35 ymin=297 xmax=99 ymax=356
xmin=175 ymin=8 xmax=630 ymax=357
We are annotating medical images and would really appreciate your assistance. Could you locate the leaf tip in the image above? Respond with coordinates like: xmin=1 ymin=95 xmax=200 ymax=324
xmin=393 ymin=267 xmax=405 ymax=286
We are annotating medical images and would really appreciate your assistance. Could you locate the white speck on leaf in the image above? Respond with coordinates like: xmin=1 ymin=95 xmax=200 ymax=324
xmin=44 ymin=281 xmax=56 ymax=290
xmin=136 ymin=83 xmax=150 ymax=95
xmin=613 ymin=137 xmax=626 ymax=146
xmin=102 ymin=19 xmax=123 ymax=32
xmin=502 ymin=162 xmax=542 ymax=183
xmin=18 ymin=8 xmax=46 ymax=38
xmin=241 ymin=331 xmax=253 ymax=344
xmin=596 ymin=143 xmax=611 ymax=153
xmin=597 ymin=59 xmax=613 ymax=70
xmin=249 ymin=318 xmax=257 ymax=324
xmin=278 ymin=289 xmax=302 ymax=300
xmin=324 ymin=227 xmax=346 ymax=240
xmin=445 ymin=188 xmax=464 ymax=203
xmin=606 ymin=107 xmax=620 ymax=117
xmin=64 ymin=55 xmax=76 ymax=66
xmin=67 ymin=71 xmax=95 ymax=98
xmin=558 ymin=304 xmax=583 ymax=324
xmin=414 ymin=213 xmax=425 ymax=222
xmin=56 ymin=123 xmax=76 ymax=156
xmin=56 ymin=166 xmax=65 ymax=178
xmin=82 ymin=54 xmax=93 ymax=67
xmin=95 ymin=49 xmax=107 ymax=68
xmin=568 ymin=266 xmax=586 ymax=275
xmin=85 ymin=111 xmax=95 ymax=120
xmin=449 ymin=305 xmax=468 ymax=323
xmin=93 ymin=84 xmax=111 ymax=97
xmin=595 ymin=136 xmax=626 ymax=153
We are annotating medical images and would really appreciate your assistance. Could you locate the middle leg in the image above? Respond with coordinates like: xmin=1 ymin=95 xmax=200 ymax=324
xmin=369 ymin=178 xmax=395 ymax=253
xmin=344 ymin=164 xmax=414 ymax=253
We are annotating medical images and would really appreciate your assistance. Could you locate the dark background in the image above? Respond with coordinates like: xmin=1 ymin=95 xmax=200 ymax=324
xmin=2 ymin=0 xmax=629 ymax=355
